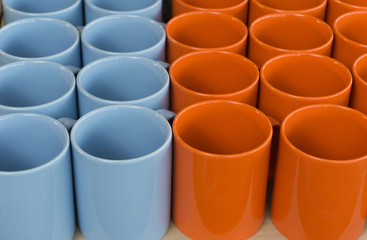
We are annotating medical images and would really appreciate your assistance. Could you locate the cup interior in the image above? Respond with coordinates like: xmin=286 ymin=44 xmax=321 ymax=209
xmin=167 ymin=12 xmax=247 ymax=48
xmin=83 ymin=16 xmax=164 ymax=53
xmin=78 ymin=57 xmax=168 ymax=101
xmin=0 ymin=62 xmax=74 ymax=107
xmin=354 ymin=54 xmax=367 ymax=83
xmin=261 ymin=54 xmax=351 ymax=97
xmin=174 ymin=101 xmax=271 ymax=155
xmin=87 ymin=0 xmax=159 ymax=11
xmin=251 ymin=14 xmax=332 ymax=50
xmin=254 ymin=0 xmax=325 ymax=10
xmin=0 ymin=114 xmax=68 ymax=171
xmin=178 ymin=0 xmax=245 ymax=9
xmin=4 ymin=0 xmax=78 ymax=13
xmin=72 ymin=106 xmax=170 ymax=160
xmin=170 ymin=52 xmax=258 ymax=94
xmin=283 ymin=105 xmax=367 ymax=160
xmin=0 ymin=19 xmax=78 ymax=58
xmin=334 ymin=12 xmax=367 ymax=46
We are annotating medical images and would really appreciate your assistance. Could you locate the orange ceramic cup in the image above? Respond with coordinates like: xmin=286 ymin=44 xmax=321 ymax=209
xmin=332 ymin=11 xmax=367 ymax=70
xmin=172 ymin=100 xmax=272 ymax=240
xmin=172 ymin=0 xmax=249 ymax=23
xmin=248 ymin=0 xmax=327 ymax=25
xmin=169 ymin=51 xmax=259 ymax=113
xmin=326 ymin=0 xmax=367 ymax=26
xmin=166 ymin=11 xmax=248 ymax=63
xmin=350 ymin=54 xmax=367 ymax=115
xmin=247 ymin=13 xmax=333 ymax=67
xmin=258 ymin=53 xmax=352 ymax=179
xmin=271 ymin=104 xmax=367 ymax=240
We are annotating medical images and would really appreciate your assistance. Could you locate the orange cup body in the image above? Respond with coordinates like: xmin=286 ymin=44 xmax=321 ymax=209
xmin=332 ymin=11 xmax=367 ymax=70
xmin=248 ymin=0 xmax=327 ymax=25
xmin=271 ymin=104 xmax=367 ymax=240
xmin=172 ymin=100 xmax=272 ymax=240
xmin=169 ymin=51 xmax=259 ymax=113
xmin=350 ymin=54 xmax=367 ymax=115
xmin=326 ymin=0 xmax=367 ymax=26
xmin=166 ymin=12 xmax=248 ymax=63
xmin=172 ymin=0 xmax=249 ymax=23
xmin=247 ymin=13 xmax=333 ymax=67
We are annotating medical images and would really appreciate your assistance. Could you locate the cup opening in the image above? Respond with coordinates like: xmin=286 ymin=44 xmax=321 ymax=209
xmin=335 ymin=12 xmax=367 ymax=47
xmin=251 ymin=14 xmax=332 ymax=50
xmin=72 ymin=106 xmax=170 ymax=160
xmin=0 ymin=62 xmax=74 ymax=107
xmin=0 ymin=19 xmax=78 ymax=58
xmin=170 ymin=51 xmax=258 ymax=94
xmin=0 ymin=114 xmax=68 ymax=171
xmin=262 ymin=54 xmax=351 ymax=97
xmin=87 ymin=0 xmax=159 ymax=11
xmin=4 ymin=0 xmax=78 ymax=13
xmin=337 ymin=0 xmax=367 ymax=7
xmin=174 ymin=101 xmax=271 ymax=155
xmin=167 ymin=12 xmax=247 ymax=49
xmin=354 ymin=54 xmax=367 ymax=84
xmin=254 ymin=0 xmax=325 ymax=11
xmin=83 ymin=16 xmax=164 ymax=53
xmin=178 ymin=0 xmax=245 ymax=9
xmin=283 ymin=105 xmax=367 ymax=160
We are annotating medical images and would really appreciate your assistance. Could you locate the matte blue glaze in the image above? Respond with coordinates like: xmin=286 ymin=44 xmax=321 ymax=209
xmin=0 ymin=113 xmax=75 ymax=240
xmin=84 ymin=0 xmax=162 ymax=23
xmin=0 ymin=61 xmax=77 ymax=119
xmin=0 ymin=18 xmax=81 ymax=67
xmin=77 ymin=56 xmax=169 ymax=116
xmin=3 ymin=0 xmax=84 ymax=26
xmin=70 ymin=105 xmax=172 ymax=240
xmin=81 ymin=15 xmax=166 ymax=65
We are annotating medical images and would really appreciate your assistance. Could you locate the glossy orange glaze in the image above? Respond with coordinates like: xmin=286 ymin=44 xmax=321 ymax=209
xmin=169 ymin=51 xmax=259 ymax=113
xmin=326 ymin=0 xmax=367 ymax=26
xmin=172 ymin=100 xmax=272 ymax=240
xmin=350 ymin=54 xmax=367 ymax=115
xmin=166 ymin=12 xmax=248 ymax=63
xmin=172 ymin=0 xmax=248 ymax=23
xmin=271 ymin=104 xmax=367 ymax=240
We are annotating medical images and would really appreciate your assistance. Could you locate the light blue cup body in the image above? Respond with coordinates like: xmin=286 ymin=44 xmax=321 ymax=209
xmin=0 ymin=18 xmax=81 ymax=68
xmin=71 ymin=105 xmax=172 ymax=240
xmin=81 ymin=14 xmax=166 ymax=66
xmin=84 ymin=0 xmax=162 ymax=23
xmin=0 ymin=61 xmax=78 ymax=119
xmin=2 ymin=0 xmax=84 ymax=26
xmin=0 ymin=113 xmax=75 ymax=240
xmin=77 ymin=56 xmax=169 ymax=116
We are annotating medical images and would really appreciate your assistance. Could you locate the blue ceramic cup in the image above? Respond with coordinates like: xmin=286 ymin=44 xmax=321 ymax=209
xmin=2 ymin=0 xmax=84 ymax=26
xmin=0 ymin=113 xmax=75 ymax=240
xmin=70 ymin=105 xmax=172 ymax=240
xmin=76 ymin=56 xmax=169 ymax=116
xmin=81 ymin=14 xmax=166 ymax=65
xmin=0 ymin=61 xmax=78 ymax=119
xmin=84 ymin=0 xmax=162 ymax=23
xmin=0 ymin=18 xmax=81 ymax=67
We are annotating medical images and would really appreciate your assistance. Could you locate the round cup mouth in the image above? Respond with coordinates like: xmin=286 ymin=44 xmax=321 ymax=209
xmin=166 ymin=11 xmax=248 ymax=51
xmin=70 ymin=104 xmax=172 ymax=163
xmin=352 ymin=53 xmax=367 ymax=86
xmin=3 ymin=0 xmax=81 ymax=15
xmin=84 ymin=0 xmax=162 ymax=13
xmin=172 ymin=100 xmax=273 ymax=157
xmin=281 ymin=104 xmax=367 ymax=163
xmin=249 ymin=13 xmax=333 ymax=52
xmin=173 ymin=0 xmax=248 ymax=11
xmin=251 ymin=0 xmax=327 ymax=12
xmin=77 ymin=55 xmax=169 ymax=105
xmin=260 ymin=53 xmax=353 ymax=100
xmin=332 ymin=0 xmax=367 ymax=9
xmin=169 ymin=50 xmax=258 ymax=96
xmin=0 ymin=60 xmax=75 ymax=110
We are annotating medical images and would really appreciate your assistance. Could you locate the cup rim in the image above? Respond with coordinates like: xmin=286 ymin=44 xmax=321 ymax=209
xmin=76 ymin=55 xmax=169 ymax=105
xmin=173 ymin=0 xmax=248 ymax=11
xmin=333 ymin=10 xmax=367 ymax=49
xmin=0 ymin=17 xmax=80 ymax=61
xmin=260 ymin=53 xmax=353 ymax=100
xmin=251 ymin=0 xmax=327 ymax=13
xmin=84 ymin=0 xmax=162 ymax=14
xmin=0 ymin=60 xmax=76 ymax=111
xmin=249 ymin=13 xmax=333 ymax=53
xmin=166 ymin=11 xmax=248 ymax=51
xmin=352 ymin=53 xmax=367 ymax=86
xmin=281 ymin=104 xmax=367 ymax=163
xmin=169 ymin=50 xmax=259 ymax=97
xmin=332 ymin=0 xmax=367 ymax=9
xmin=81 ymin=14 xmax=166 ymax=56
xmin=70 ymin=104 xmax=172 ymax=164
xmin=172 ymin=100 xmax=273 ymax=157
xmin=0 ymin=113 xmax=70 ymax=175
